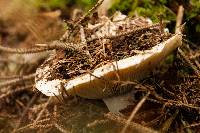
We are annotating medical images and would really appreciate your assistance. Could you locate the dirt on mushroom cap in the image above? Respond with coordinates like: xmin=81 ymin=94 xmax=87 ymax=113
xmin=38 ymin=16 xmax=172 ymax=83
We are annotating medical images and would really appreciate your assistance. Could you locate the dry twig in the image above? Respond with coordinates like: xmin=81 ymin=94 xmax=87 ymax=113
xmin=121 ymin=91 xmax=150 ymax=133
xmin=175 ymin=5 xmax=184 ymax=34
xmin=33 ymin=97 xmax=52 ymax=125
xmin=178 ymin=49 xmax=200 ymax=76
xmin=15 ymin=118 xmax=51 ymax=132
xmin=0 ymin=75 xmax=25 ymax=80
xmin=105 ymin=112 xmax=158 ymax=133
xmin=54 ymin=123 xmax=68 ymax=133
xmin=0 ymin=45 xmax=50 ymax=54
xmin=0 ymin=73 xmax=35 ymax=88
xmin=159 ymin=110 xmax=179 ymax=133
xmin=13 ymin=93 xmax=37 ymax=132
xmin=74 ymin=0 xmax=104 ymax=26
xmin=0 ymin=84 xmax=33 ymax=99
xmin=184 ymin=122 xmax=200 ymax=128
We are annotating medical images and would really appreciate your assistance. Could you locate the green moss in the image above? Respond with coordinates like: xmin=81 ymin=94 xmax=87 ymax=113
xmin=34 ymin=0 xmax=97 ymax=11
xmin=185 ymin=0 xmax=200 ymax=33
xmin=110 ymin=0 xmax=133 ymax=13
xmin=34 ymin=0 xmax=200 ymax=34
xmin=165 ymin=54 xmax=175 ymax=64
xmin=195 ymin=24 xmax=200 ymax=33
xmin=187 ymin=0 xmax=200 ymax=20
xmin=34 ymin=0 xmax=69 ymax=9
xmin=110 ymin=0 xmax=176 ymax=23
xmin=76 ymin=0 xmax=97 ymax=10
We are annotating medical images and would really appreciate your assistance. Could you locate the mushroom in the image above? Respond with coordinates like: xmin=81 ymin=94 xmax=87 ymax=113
xmin=35 ymin=12 xmax=182 ymax=113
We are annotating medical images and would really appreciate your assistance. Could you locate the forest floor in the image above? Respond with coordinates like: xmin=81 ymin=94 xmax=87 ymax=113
xmin=0 ymin=0 xmax=200 ymax=133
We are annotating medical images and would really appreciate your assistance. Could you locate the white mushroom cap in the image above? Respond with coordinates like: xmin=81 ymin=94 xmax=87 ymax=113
xmin=35 ymin=65 xmax=61 ymax=96
xmin=35 ymin=13 xmax=182 ymax=99
xmin=35 ymin=33 xmax=182 ymax=98
xmin=63 ymin=34 xmax=182 ymax=99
